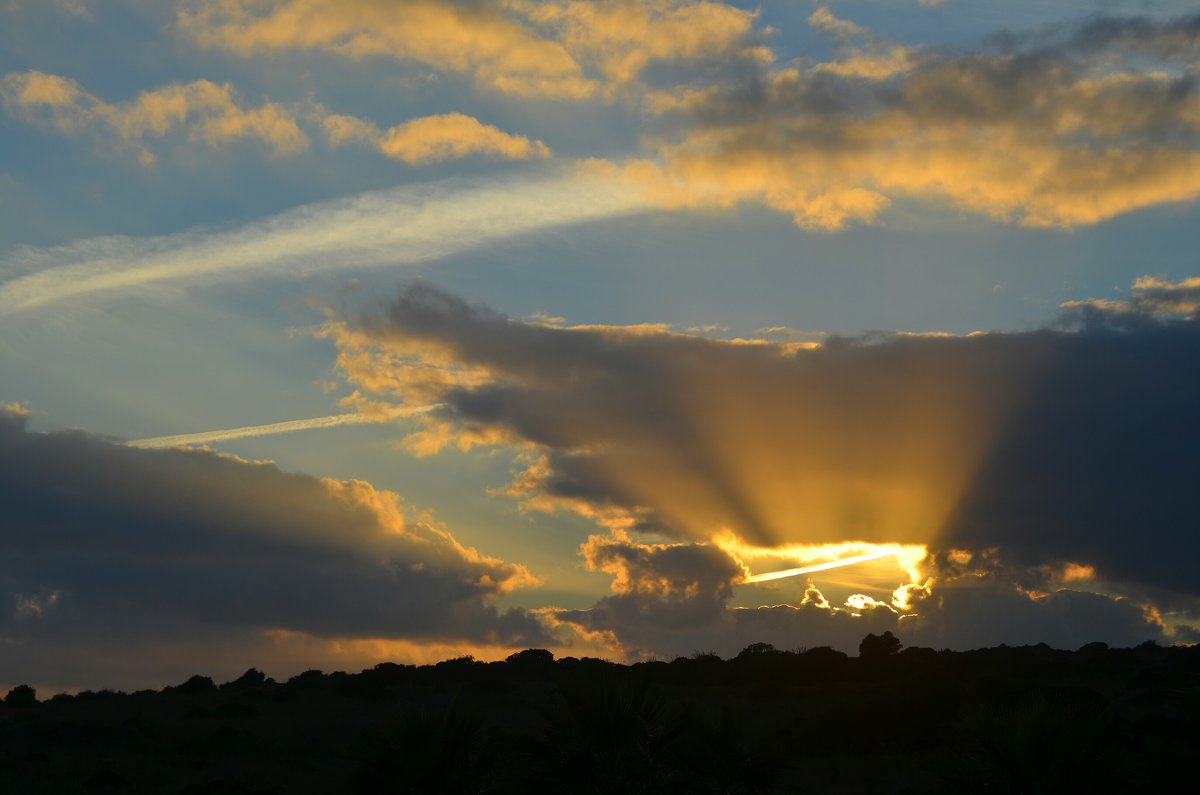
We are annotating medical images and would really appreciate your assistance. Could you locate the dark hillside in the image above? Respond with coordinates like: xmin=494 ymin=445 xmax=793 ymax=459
xmin=2 ymin=639 xmax=1197 ymax=794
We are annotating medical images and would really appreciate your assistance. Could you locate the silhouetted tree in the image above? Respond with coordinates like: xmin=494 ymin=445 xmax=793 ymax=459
xmin=859 ymin=631 xmax=902 ymax=659
xmin=505 ymin=648 xmax=554 ymax=675
xmin=4 ymin=684 xmax=37 ymax=708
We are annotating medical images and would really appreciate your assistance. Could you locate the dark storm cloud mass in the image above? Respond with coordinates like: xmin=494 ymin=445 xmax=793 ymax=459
xmin=0 ymin=409 xmax=548 ymax=681
xmin=333 ymin=280 xmax=1200 ymax=606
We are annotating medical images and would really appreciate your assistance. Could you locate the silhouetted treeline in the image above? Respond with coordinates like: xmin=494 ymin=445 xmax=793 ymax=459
xmin=2 ymin=638 xmax=1198 ymax=793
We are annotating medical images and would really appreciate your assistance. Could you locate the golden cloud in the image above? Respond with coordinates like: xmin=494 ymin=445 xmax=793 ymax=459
xmin=0 ymin=70 xmax=307 ymax=164
xmin=325 ymin=111 xmax=551 ymax=164
xmin=510 ymin=0 xmax=768 ymax=90
xmin=178 ymin=0 xmax=767 ymax=100
xmin=623 ymin=10 xmax=1200 ymax=229
xmin=178 ymin=0 xmax=596 ymax=99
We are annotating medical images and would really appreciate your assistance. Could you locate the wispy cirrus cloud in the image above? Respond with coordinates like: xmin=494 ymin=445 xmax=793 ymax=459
xmin=0 ymin=169 xmax=650 ymax=312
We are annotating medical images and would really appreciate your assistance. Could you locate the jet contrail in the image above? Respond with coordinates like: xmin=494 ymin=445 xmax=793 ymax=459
xmin=743 ymin=549 xmax=899 ymax=583
xmin=0 ymin=167 xmax=651 ymax=312
xmin=126 ymin=405 xmax=438 ymax=448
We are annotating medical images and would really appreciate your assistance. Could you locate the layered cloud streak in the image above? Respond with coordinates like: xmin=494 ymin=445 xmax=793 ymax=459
xmin=0 ymin=170 xmax=648 ymax=311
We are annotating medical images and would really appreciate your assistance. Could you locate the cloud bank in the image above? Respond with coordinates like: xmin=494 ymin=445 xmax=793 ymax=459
xmin=0 ymin=408 xmax=547 ymax=690
xmin=178 ymin=0 xmax=767 ymax=100
xmin=547 ymin=532 xmax=1164 ymax=660
xmin=324 ymin=278 xmax=1200 ymax=654
xmin=622 ymin=8 xmax=1200 ymax=228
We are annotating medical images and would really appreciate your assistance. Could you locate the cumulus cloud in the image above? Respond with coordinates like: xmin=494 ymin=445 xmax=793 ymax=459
xmin=0 ymin=408 xmax=548 ymax=690
xmin=324 ymin=111 xmax=551 ymax=164
xmin=0 ymin=70 xmax=307 ymax=164
xmin=177 ymin=0 xmax=767 ymax=100
xmin=621 ymin=9 xmax=1200 ymax=229
xmin=326 ymin=279 xmax=1200 ymax=610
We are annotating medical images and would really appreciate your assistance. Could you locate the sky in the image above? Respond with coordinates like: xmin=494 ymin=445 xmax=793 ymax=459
xmin=2 ymin=0 xmax=1198 ymax=693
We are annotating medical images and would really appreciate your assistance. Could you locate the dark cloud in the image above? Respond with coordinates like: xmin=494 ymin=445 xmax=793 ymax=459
xmin=901 ymin=577 xmax=1163 ymax=652
xmin=548 ymin=533 xmax=1162 ymax=659
xmin=1068 ymin=13 xmax=1200 ymax=57
xmin=333 ymin=280 xmax=1200 ymax=610
xmin=0 ymin=410 xmax=548 ymax=689
xmin=549 ymin=533 xmax=899 ymax=659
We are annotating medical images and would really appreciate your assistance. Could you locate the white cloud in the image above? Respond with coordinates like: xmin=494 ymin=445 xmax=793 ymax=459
xmin=0 ymin=169 xmax=651 ymax=312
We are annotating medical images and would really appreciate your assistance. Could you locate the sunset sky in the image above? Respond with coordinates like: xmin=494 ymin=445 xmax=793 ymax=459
xmin=2 ymin=0 xmax=1198 ymax=693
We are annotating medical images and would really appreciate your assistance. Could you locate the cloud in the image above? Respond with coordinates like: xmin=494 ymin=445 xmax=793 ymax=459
xmin=0 ymin=169 xmax=650 ymax=311
xmin=508 ymin=0 xmax=769 ymax=90
xmin=177 ymin=0 xmax=768 ymax=100
xmin=621 ymin=10 xmax=1200 ymax=229
xmin=178 ymin=0 xmax=596 ymax=99
xmin=0 ymin=408 xmax=548 ymax=691
xmin=327 ymin=279 xmax=1200 ymax=610
xmin=324 ymin=111 xmax=551 ymax=164
xmin=1062 ymin=275 xmax=1200 ymax=321
xmin=548 ymin=532 xmax=896 ymax=659
xmin=124 ymin=404 xmax=441 ymax=449
xmin=0 ymin=71 xmax=307 ymax=164
xmin=548 ymin=532 xmax=1163 ymax=659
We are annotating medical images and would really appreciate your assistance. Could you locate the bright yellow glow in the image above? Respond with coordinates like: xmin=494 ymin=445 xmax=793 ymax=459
xmin=743 ymin=549 xmax=899 ymax=583
xmin=717 ymin=535 xmax=928 ymax=586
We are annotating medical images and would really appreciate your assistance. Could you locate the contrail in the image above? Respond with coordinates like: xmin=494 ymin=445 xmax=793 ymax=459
xmin=743 ymin=549 xmax=899 ymax=583
xmin=126 ymin=405 xmax=438 ymax=448
xmin=0 ymin=167 xmax=651 ymax=312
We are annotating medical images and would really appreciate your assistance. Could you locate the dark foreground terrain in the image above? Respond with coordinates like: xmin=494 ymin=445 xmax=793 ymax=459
xmin=2 ymin=638 xmax=1198 ymax=794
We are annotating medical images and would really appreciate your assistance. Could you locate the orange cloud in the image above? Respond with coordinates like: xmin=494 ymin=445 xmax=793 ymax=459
xmin=620 ymin=11 xmax=1200 ymax=229
xmin=178 ymin=0 xmax=595 ymax=99
xmin=178 ymin=0 xmax=768 ymax=100
xmin=325 ymin=111 xmax=551 ymax=164
xmin=0 ymin=70 xmax=307 ymax=164
xmin=511 ymin=0 xmax=768 ymax=90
